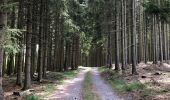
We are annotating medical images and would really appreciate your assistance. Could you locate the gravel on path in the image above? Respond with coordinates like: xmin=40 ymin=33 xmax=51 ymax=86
xmin=91 ymin=67 xmax=124 ymax=100
xmin=48 ymin=67 xmax=127 ymax=100
xmin=48 ymin=67 xmax=90 ymax=100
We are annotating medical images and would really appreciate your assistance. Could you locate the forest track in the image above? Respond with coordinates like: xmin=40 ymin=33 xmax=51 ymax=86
xmin=48 ymin=67 xmax=90 ymax=100
xmin=48 ymin=67 xmax=124 ymax=100
xmin=91 ymin=67 xmax=123 ymax=100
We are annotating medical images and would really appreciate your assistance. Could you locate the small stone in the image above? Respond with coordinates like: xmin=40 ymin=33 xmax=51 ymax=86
xmin=13 ymin=92 xmax=21 ymax=96
xmin=141 ymin=76 xmax=147 ymax=78
xmin=154 ymin=72 xmax=162 ymax=75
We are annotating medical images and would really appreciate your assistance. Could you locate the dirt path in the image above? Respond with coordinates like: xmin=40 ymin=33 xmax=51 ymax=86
xmin=48 ymin=67 xmax=124 ymax=100
xmin=91 ymin=67 xmax=124 ymax=100
xmin=48 ymin=67 xmax=90 ymax=100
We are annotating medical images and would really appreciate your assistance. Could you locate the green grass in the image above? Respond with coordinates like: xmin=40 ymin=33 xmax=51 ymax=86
xmin=108 ymin=79 xmax=145 ymax=92
xmin=99 ymin=67 xmax=109 ymax=72
xmin=25 ymin=95 xmax=40 ymax=100
xmin=44 ymin=84 xmax=56 ymax=94
xmin=63 ymin=70 xmax=79 ymax=79
xmin=83 ymin=71 xmax=100 ymax=100
xmin=100 ymin=67 xmax=146 ymax=93
xmin=125 ymin=82 xmax=145 ymax=91
xmin=108 ymin=79 xmax=126 ymax=92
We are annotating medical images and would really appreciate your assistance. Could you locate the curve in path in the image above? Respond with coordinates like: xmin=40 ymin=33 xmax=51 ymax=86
xmin=91 ymin=67 xmax=124 ymax=100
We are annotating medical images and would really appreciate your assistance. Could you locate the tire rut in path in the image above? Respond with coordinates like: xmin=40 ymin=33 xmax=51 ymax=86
xmin=91 ymin=67 xmax=124 ymax=100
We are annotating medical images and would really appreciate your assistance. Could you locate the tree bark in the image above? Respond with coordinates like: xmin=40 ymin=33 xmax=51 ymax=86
xmin=23 ymin=0 xmax=32 ymax=90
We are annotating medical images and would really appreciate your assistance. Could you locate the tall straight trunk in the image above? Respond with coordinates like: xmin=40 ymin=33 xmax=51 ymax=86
xmin=105 ymin=2 xmax=112 ymax=68
xmin=115 ymin=0 xmax=120 ymax=71
xmin=16 ymin=0 xmax=24 ymax=86
xmin=138 ymin=1 xmax=144 ymax=62
xmin=43 ymin=0 xmax=48 ymax=77
xmin=71 ymin=37 xmax=75 ymax=70
xmin=124 ymin=0 xmax=127 ymax=66
xmin=131 ymin=0 xmax=138 ymax=74
xmin=166 ymin=24 xmax=169 ymax=62
xmin=38 ymin=0 xmax=44 ymax=82
xmin=0 ymin=0 xmax=7 ymax=98
xmin=2 ymin=52 xmax=6 ymax=76
xmin=75 ymin=36 xmax=80 ymax=69
xmin=162 ymin=22 xmax=167 ymax=61
xmin=10 ymin=6 xmax=16 ymax=74
xmin=47 ymin=22 xmax=53 ymax=71
xmin=152 ymin=15 xmax=158 ymax=64
xmin=144 ymin=13 xmax=148 ymax=63
xmin=107 ymin=22 xmax=112 ymax=68
xmin=59 ymin=38 xmax=64 ymax=71
xmin=121 ymin=0 xmax=125 ymax=70
xmin=54 ymin=13 xmax=59 ymax=71
xmin=158 ymin=20 xmax=163 ymax=64
xmin=23 ymin=0 xmax=32 ymax=90
xmin=31 ymin=0 xmax=38 ymax=80
xmin=7 ymin=54 xmax=14 ymax=76
xmin=64 ymin=41 xmax=69 ymax=71
xmin=127 ymin=1 xmax=132 ymax=64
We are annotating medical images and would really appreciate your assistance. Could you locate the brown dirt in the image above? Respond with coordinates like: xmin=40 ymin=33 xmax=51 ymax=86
xmin=120 ymin=62 xmax=170 ymax=100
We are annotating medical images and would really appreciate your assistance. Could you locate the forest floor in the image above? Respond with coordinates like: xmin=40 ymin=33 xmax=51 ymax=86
xmin=3 ymin=67 xmax=82 ymax=100
xmin=100 ymin=62 xmax=170 ymax=100
xmin=4 ymin=63 xmax=170 ymax=100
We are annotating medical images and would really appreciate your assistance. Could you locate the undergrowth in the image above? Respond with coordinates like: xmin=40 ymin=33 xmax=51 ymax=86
xmin=25 ymin=95 xmax=40 ymax=100
xmin=99 ymin=67 xmax=149 ymax=99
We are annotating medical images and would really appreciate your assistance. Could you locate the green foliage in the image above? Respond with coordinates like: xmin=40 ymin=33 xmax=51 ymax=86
xmin=25 ymin=95 xmax=40 ymax=100
xmin=80 ymin=32 xmax=92 ymax=56
xmin=143 ymin=0 xmax=170 ymax=22
xmin=0 ymin=2 xmax=18 ymax=12
xmin=3 ymin=27 xmax=22 ymax=54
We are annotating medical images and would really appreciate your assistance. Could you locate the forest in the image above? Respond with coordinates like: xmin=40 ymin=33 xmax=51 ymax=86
xmin=0 ymin=0 xmax=170 ymax=100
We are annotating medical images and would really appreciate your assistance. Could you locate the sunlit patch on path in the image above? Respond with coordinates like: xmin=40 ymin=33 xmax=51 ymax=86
xmin=91 ymin=67 xmax=124 ymax=100
xmin=47 ymin=67 xmax=90 ymax=100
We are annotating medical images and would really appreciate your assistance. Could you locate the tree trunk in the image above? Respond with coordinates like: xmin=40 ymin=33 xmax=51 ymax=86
xmin=131 ymin=0 xmax=138 ymax=75
xmin=23 ymin=0 xmax=32 ymax=90
xmin=38 ymin=0 xmax=44 ymax=82
xmin=0 ymin=0 xmax=7 ymax=98
xmin=115 ymin=0 xmax=120 ymax=71
xmin=16 ymin=0 xmax=24 ymax=86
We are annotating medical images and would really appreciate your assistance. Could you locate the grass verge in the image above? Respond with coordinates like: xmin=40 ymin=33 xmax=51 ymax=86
xmin=99 ymin=67 xmax=151 ymax=99
xmin=82 ymin=71 xmax=100 ymax=100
